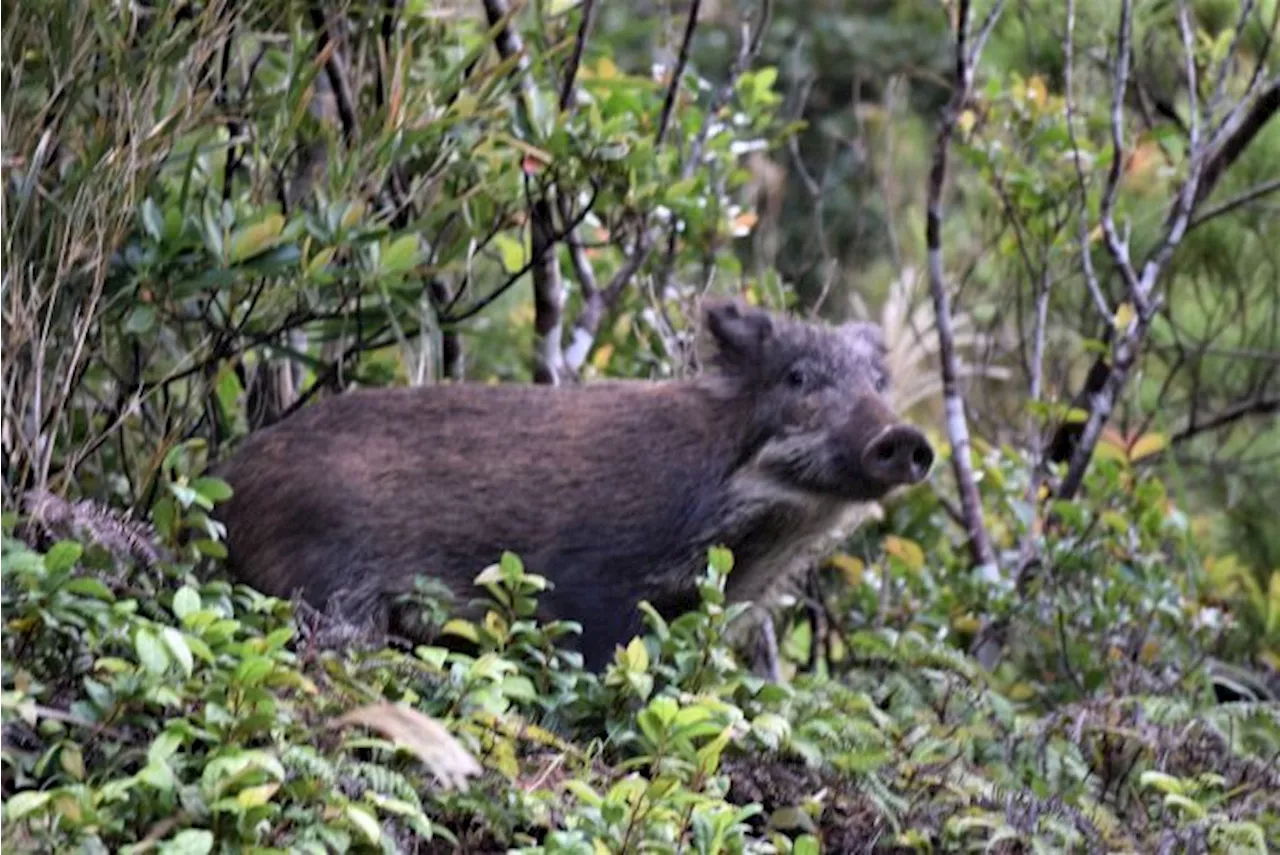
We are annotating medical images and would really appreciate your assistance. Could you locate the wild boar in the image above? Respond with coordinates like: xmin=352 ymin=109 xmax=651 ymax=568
xmin=214 ymin=301 xmax=934 ymax=670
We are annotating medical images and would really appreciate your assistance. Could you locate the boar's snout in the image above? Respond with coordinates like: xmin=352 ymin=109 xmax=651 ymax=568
xmin=861 ymin=424 xmax=935 ymax=488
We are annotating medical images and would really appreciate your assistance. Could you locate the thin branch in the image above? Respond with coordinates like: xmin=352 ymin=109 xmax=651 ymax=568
xmin=1194 ymin=76 xmax=1280 ymax=211
xmin=1171 ymin=396 xmax=1280 ymax=446
xmin=558 ymin=0 xmax=596 ymax=112
xmin=1057 ymin=0 xmax=1237 ymax=500
xmin=656 ymin=0 xmax=702 ymax=147
xmin=924 ymin=0 xmax=1003 ymax=570
xmin=308 ymin=6 xmax=359 ymax=145
xmin=1188 ymin=176 xmax=1280 ymax=229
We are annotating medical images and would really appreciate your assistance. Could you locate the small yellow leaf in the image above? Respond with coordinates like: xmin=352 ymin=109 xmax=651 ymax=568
xmin=236 ymin=782 xmax=280 ymax=808
xmin=883 ymin=536 xmax=925 ymax=573
xmin=625 ymin=636 xmax=649 ymax=672
xmin=957 ymin=108 xmax=977 ymax=135
xmin=340 ymin=201 xmax=366 ymax=231
xmin=306 ymin=246 xmax=337 ymax=276
xmin=441 ymin=619 xmax=480 ymax=644
xmin=60 ymin=745 xmax=86 ymax=781
xmin=1026 ymin=75 xmax=1048 ymax=107
xmin=1266 ymin=572 xmax=1280 ymax=636
xmin=494 ymin=233 xmax=527 ymax=273
xmin=227 ymin=214 xmax=285 ymax=263
xmin=1128 ymin=433 xmax=1168 ymax=462
xmin=590 ymin=343 xmax=615 ymax=369
xmin=825 ymin=552 xmax=865 ymax=587
xmin=952 ymin=614 xmax=981 ymax=634
xmin=1113 ymin=301 xmax=1136 ymax=331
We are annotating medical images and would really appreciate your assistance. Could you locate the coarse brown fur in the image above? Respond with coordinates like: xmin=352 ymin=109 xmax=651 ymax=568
xmin=214 ymin=302 xmax=934 ymax=670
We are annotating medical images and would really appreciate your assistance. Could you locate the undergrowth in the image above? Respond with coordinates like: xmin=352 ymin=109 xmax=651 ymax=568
xmin=3 ymin=449 xmax=1278 ymax=853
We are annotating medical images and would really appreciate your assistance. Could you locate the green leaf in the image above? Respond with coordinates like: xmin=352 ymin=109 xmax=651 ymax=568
xmin=227 ymin=214 xmax=285 ymax=263
xmin=344 ymin=804 xmax=381 ymax=845
xmin=63 ymin=577 xmax=115 ymax=601
xmin=172 ymin=586 xmax=202 ymax=620
xmin=125 ymin=305 xmax=157 ymax=336
xmin=4 ymin=790 xmax=52 ymax=821
xmin=793 ymin=835 xmax=820 ymax=855
xmin=235 ymin=656 xmax=273 ymax=686
xmin=381 ymin=234 xmax=421 ymax=274
xmin=135 ymin=627 xmax=171 ymax=675
xmin=494 ymin=233 xmax=527 ymax=273
xmin=191 ymin=477 xmax=234 ymax=503
xmin=44 ymin=541 xmax=84 ymax=573
xmin=162 ymin=627 xmax=194 ymax=677
xmin=158 ymin=829 xmax=213 ymax=855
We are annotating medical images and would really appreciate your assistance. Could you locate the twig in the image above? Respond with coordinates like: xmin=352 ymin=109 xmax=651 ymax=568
xmin=1058 ymin=12 xmax=1275 ymax=499
xmin=924 ymin=0 xmax=1003 ymax=570
xmin=1171 ymin=396 xmax=1280 ymax=446
xmin=656 ymin=0 xmax=702 ymax=147
xmin=1188 ymin=177 xmax=1280 ymax=229
xmin=558 ymin=0 xmax=596 ymax=111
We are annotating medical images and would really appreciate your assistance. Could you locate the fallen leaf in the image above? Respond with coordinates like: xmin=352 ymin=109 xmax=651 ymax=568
xmin=333 ymin=702 xmax=482 ymax=790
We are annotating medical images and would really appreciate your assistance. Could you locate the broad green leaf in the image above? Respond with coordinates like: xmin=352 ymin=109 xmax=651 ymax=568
xmin=227 ymin=214 xmax=285 ymax=263
xmin=158 ymin=829 xmax=213 ymax=855
xmin=172 ymin=586 xmax=201 ymax=620
xmin=5 ymin=790 xmax=52 ymax=821
xmin=344 ymin=804 xmax=382 ymax=844
xmin=381 ymin=234 xmax=420 ymax=274
xmin=63 ymin=577 xmax=115 ymax=601
xmin=135 ymin=628 xmax=171 ymax=675
xmin=44 ymin=540 xmax=84 ymax=574
xmin=125 ymin=305 xmax=157 ymax=336
xmin=161 ymin=627 xmax=194 ymax=676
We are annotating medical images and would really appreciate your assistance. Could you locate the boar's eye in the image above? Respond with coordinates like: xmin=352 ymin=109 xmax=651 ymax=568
xmin=785 ymin=365 xmax=808 ymax=389
xmin=874 ymin=373 xmax=890 ymax=393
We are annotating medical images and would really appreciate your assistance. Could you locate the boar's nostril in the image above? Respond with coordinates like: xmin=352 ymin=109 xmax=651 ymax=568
xmin=862 ymin=426 xmax=935 ymax=486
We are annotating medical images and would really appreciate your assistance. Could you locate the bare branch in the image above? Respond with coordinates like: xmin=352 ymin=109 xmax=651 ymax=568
xmin=1189 ymin=177 xmax=1280 ymax=229
xmin=656 ymin=0 xmax=702 ymax=147
xmin=558 ymin=0 xmax=596 ymax=112
xmin=1207 ymin=0 xmax=1257 ymax=119
xmin=308 ymin=6 xmax=359 ymax=145
xmin=924 ymin=0 xmax=1003 ymax=570
xmin=1172 ymin=396 xmax=1280 ymax=447
xmin=1195 ymin=76 xmax=1280 ymax=210
xmin=1099 ymin=0 xmax=1142 ymax=302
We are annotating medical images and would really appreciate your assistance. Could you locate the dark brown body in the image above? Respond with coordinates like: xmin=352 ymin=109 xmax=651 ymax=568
xmin=216 ymin=303 xmax=934 ymax=670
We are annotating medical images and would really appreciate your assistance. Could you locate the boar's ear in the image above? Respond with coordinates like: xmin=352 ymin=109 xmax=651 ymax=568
xmin=704 ymin=300 xmax=775 ymax=368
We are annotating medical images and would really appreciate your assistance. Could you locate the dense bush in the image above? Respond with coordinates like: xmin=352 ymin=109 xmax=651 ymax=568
xmin=4 ymin=446 xmax=1279 ymax=852
xmin=4 ymin=0 xmax=1279 ymax=851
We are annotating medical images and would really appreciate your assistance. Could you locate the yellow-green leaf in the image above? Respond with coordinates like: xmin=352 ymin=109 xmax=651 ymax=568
xmin=1128 ymin=432 xmax=1168 ymax=462
xmin=494 ymin=233 xmax=527 ymax=273
xmin=440 ymin=619 xmax=480 ymax=644
xmin=883 ymin=536 xmax=925 ymax=573
xmin=344 ymin=804 xmax=381 ymax=844
xmin=236 ymin=782 xmax=280 ymax=808
xmin=228 ymin=214 xmax=284 ymax=263
xmin=381 ymin=234 xmax=420 ymax=275
xmin=624 ymin=636 xmax=649 ymax=672
xmin=1113 ymin=301 xmax=1136 ymax=331
xmin=826 ymin=552 xmax=865 ymax=586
